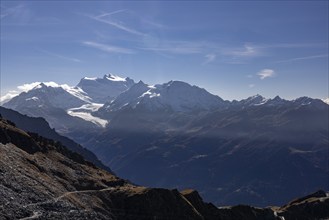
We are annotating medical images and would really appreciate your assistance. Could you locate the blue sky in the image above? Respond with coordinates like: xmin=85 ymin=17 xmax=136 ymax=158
xmin=1 ymin=1 xmax=328 ymax=100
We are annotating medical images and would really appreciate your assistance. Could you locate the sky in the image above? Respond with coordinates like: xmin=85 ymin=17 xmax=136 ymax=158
xmin=0 ymin=1 xmax=328 ymax=101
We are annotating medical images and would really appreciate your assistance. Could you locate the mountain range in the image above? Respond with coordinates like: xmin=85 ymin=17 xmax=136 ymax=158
xmin=1 ymin=114 xmax=329 ymax=219
xmin=2 ymin=73 xmax=328 ymax=206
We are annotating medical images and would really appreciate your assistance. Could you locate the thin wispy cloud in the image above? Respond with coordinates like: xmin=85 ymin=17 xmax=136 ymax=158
xmin=0 ymin=4 xmax=34 ymax=25
xmin=1 ymin=4 xmax=61 ymax=25
xmin=257 ymin=69 xmax=275 ymax=80
xmin=140 ymin=40 xmax=206 ymax=55
xmin=142 ymin=19 xmax=167 ymax=29
xmin=1 ymin=5 xmax=7 ymax=16
xmin=0 ymin=5 xmax=25 ymax=20
xmin=0 ymin=82 xmax=41 ymax=104
xmin=219 ymin=44 xmax=261 ymax=64
xmin=95 ymin=9 xmax=127 ymax=19
xmin=203 ymin=53 xmax=216 ymax=65
xmin=141 ymin=46 xmax=201 ymax=55
xmin=38 ymin=49 xmax=81 ymax=63
xmin=248 ymin=84 xmax=255 ymax=88
xmin=83 ymin=41 xmax=135 ymax=54
xmin=85 ymin=11 xmax=146 ymax=36
xmin=225 ymin=44 xmax=259 ymax=57
xmin=259 ymin=42 xmax=328 ymax=49
xmin=274 ymin=54 xmax=328 ymax=63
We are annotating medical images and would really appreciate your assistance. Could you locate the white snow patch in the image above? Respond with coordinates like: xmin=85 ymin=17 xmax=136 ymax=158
xmin=218 ymin=206 xmax=232 ymax=210
xmin=26 ymin=97 xmax=39 ymax=101
xmin=106 ymin=74 xmax=126 ymax=82
xmin=146 ymin=146 xmax=158 ymax=151
xmin=83 ymin=77 xmax=97 ymax=80
xmin=322 ymin=98 xmax=329 ymax=105
xmin=65 ymin=87 xmax=92 ymax=103
xmin=289 ymin=147 xmax=314 ymax=154
xmin=68 ymin=103 xmax=103 ymax=112
xmin=274 ymin=211 xmax=285 ymax=220
xmin=254 ymin=99 xmax=269 ymax=105
xmin=67 ymin=110 xmax=108 ymax=127
xmin=122 ymin=103 xmax=129 ymax=107
xmin=141 ymin=90 xmax=151 ymax=96
xmin=150 ymin=93 xmax=160 ymax=98
xmin=192 ymin=155 xmax=207 ymax=159
xmin=34 ymin=81 xmax=64 ymax=89
xmin=140 ymin=89 xmax=160 ymax=99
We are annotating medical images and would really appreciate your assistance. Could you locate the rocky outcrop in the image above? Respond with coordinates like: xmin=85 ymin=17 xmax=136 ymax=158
xmin=182 ymin=189 xmax=276 ymax=220
xmin=276 ymin=190 xmax=329 ymax=220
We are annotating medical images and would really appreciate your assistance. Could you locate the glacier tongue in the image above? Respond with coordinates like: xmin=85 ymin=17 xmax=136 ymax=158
xmin=67 ymin=110 xmax=108 ymax=127
xmin=67 ymin=103 xmax=108 ymax=127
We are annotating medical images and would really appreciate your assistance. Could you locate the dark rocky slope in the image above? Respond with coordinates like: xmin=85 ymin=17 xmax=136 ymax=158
xmin=0 ymin=106 xmax=110 ymax=172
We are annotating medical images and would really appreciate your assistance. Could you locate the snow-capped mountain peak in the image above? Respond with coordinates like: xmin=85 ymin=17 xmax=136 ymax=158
xmin=291 ymin=96 xmax=328 ymax=109
xmin=265 ymin=95 xmax=288 ymax=106
xmin=3 ymin=82 xmax=89 ymax=110
xmin=0 ymin=82 xmax=71 ymax=104
xmin=100 ymin=80 xmax=226 ymax=113
xmin=76 ymin=74 xmax=135 ymax=103
xmin=239 ymin=94 xmax=268 ymax=106
xmin=104 ymin=73 xmax=129 ymax=82
xmin=31 ymin=82 xmax=93 ymax=103
xmin=293 ymin=96 xmax=314 ymax=105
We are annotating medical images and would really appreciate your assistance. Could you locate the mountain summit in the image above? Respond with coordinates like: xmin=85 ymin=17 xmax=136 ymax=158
xmin=100 ymin=80 xmax=227 ymax=114
xmin=76 ymin=74 xmax=135 ymax=103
